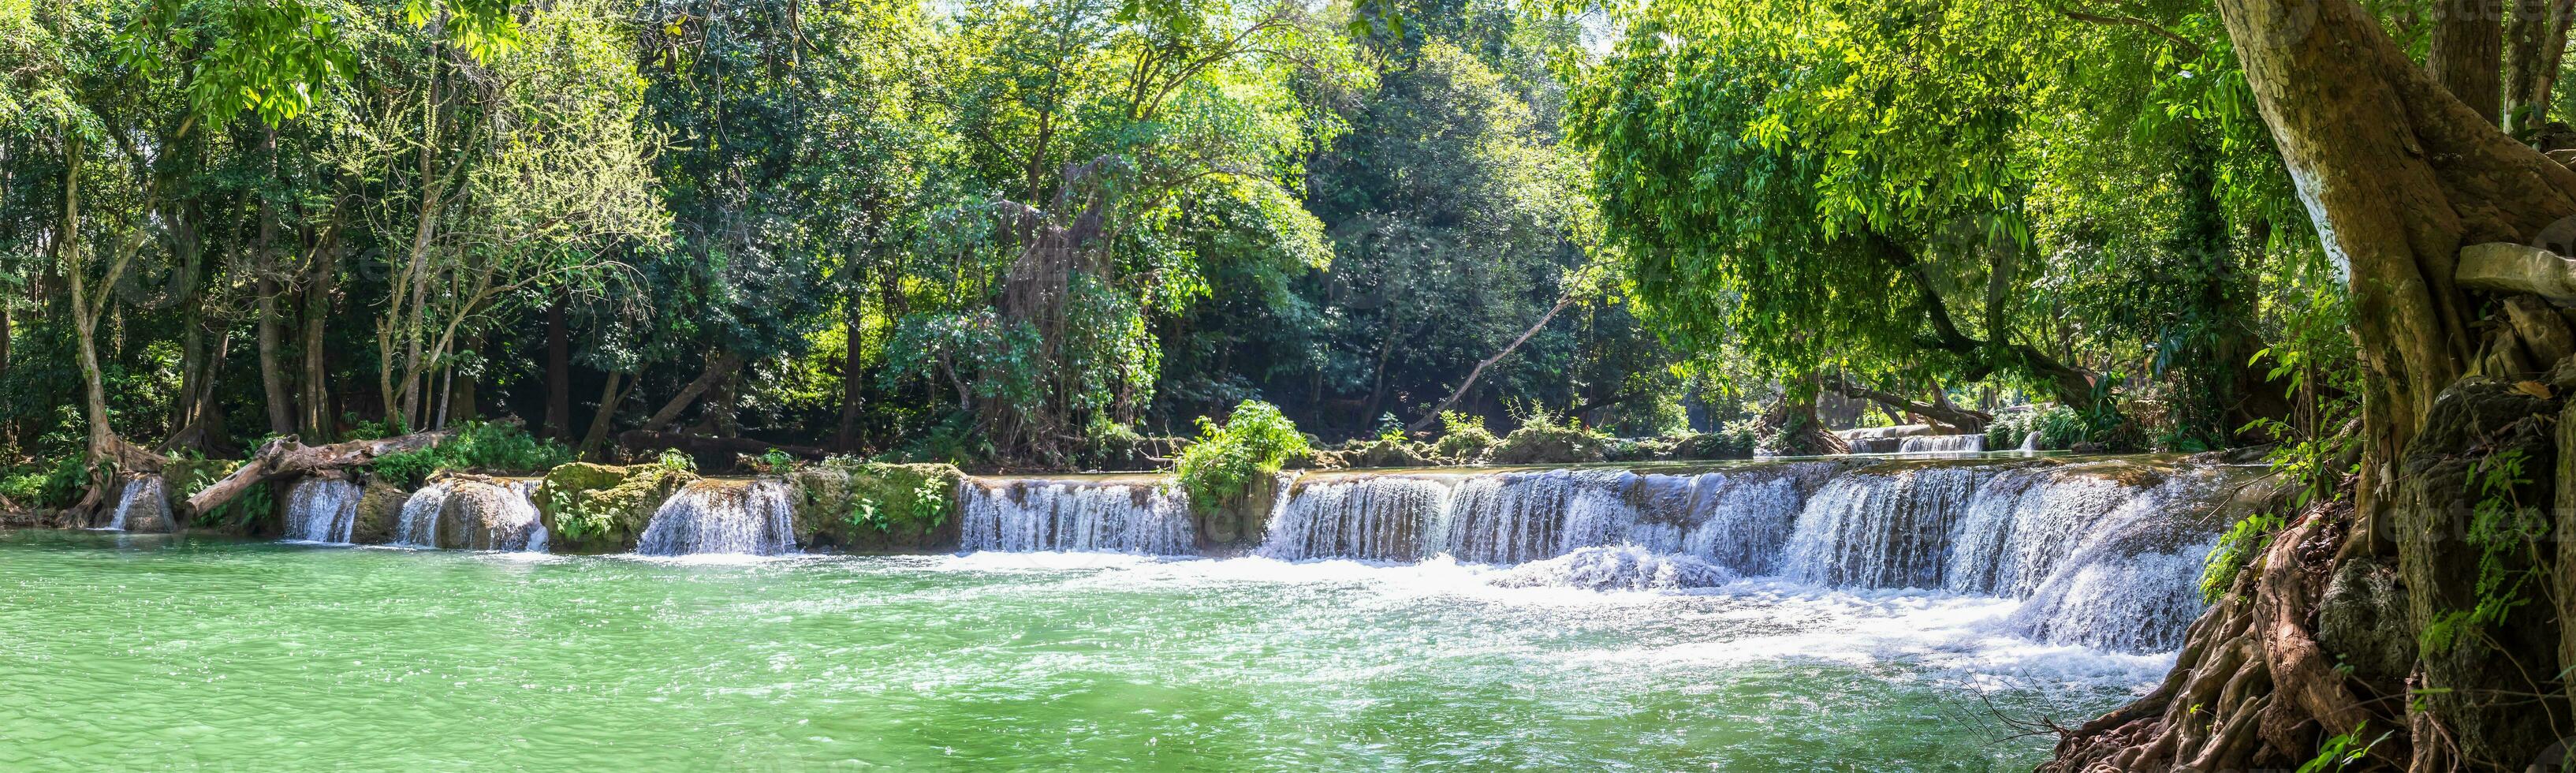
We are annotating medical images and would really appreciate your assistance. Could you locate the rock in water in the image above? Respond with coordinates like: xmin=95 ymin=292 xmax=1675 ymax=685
xmin=1489 ymin=546 xmax=1735 ymax=591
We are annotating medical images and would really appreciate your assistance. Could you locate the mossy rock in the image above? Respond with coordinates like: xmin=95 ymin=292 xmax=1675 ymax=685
xmin=352 ymin=476 xmax=406 ymax=545
xmin=534 ymin=462 xmax=699 ymax=554
xmin=1336 ymin=436 xmax=1432 ymax=469
xmin=1488 ymin=422 xmax=1609 ymax=465
xmin=788 ymin=462 xmax=964 ymax=552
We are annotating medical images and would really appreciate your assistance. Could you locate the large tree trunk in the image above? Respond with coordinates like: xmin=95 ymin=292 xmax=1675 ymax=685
xmin=2431 ymin=0 xmax=2507 ymax=123
xmin=256 ymin=274 xmax=297 ymax=435
xmin=1820 ymin=373 xmax=1992 ymax=432
xmin=300 ymin=241 xmax=334 ymax=441
xmin=2050 ymin=1 xmax=2576 ymax=769
xmin=255 ymin=173 xmax=296 ymax=436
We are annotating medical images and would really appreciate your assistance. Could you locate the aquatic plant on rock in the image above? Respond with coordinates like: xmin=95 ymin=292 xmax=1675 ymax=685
xmin=535 ymin=461 xmax=699 ymax=553
xmin=1428 ymin=412 xmax=1498 ymax=465
xmin=1486 ymin=410 xmax=1609 ymax=465
xmin=788 ymin=460 xmax=964 ymax=552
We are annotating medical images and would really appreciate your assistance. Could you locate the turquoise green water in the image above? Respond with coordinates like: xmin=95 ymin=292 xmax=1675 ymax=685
xmin=0 ymin=531 xmax=2159 ymax=771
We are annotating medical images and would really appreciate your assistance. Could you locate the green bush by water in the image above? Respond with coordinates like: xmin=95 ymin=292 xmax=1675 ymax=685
xmin=1175 ymin=401 xmax=1310 ymax=514
xmin=1430 ymin=412 xmax=1498 ymax=464
xmin=0 ymin=454 xmax=87 ymax=509
xmin=369 ymin=421 xmax=576 ymax=488
xmin=1487 ymin=409 xmax=1608 ymax=465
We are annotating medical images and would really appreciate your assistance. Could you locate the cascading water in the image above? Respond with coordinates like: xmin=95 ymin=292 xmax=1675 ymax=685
xmin=1780 ymin=466 xmax=1986 ymax=588
xmin=282 ymin=477 xmax=363 ymax=543
xmin=637 ymin=480 xmax=798 ymax=556
xmin=1257 ymin=475 xmax=1449 ymax=561
xmin=99 ymin=476 xmax=166 ymax=532
xmin=2020 ymin=431 xmax=2044 ymax=452
xmin=1896 ymin=434 xmax=1985 ymax=454
xmin=1245 ymin=457 xmax=2250 ymax=653
xmin=393 ymin=482 xmax=451 ymax=547
xmin=397 ymin=480 xmax=549 ymax=551
xmin=956 ymin=479 xmax=1194 ymax=555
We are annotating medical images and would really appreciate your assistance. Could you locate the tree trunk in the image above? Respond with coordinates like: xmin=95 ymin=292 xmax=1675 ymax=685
xmin=2503 ymin=0 xmax=2576 ymax=134
xmin=639 ymin=351 xmax=743 ymax=435
xmin=60 ymin=133 xmax=114 ymax=513
xmin=1757 ymin=379 xmax=1847 ymax=456
xmin=256 ymin=274 xmax=296 ymax=435
xmin=183 ymin=428 xmax=464 ymax=517
xmin=835 ymin=300 xmax=866 ymax=451
xmin=543 ymin=301 xmax=570 ymax=441
xmin=2048 ymin=0 xmax=2576 ymax=768
xmin=255 ymin=143 xmax=296 ymax=436
xmin=2432 ymin=0 xmax=2507 ymax=124
xmin=300 ymin=240 xmax=334 ymax=441
xmin=580 ymin=371 xmax=628 ymax=458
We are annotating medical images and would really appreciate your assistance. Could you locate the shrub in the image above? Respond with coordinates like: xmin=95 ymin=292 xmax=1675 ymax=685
xmin=1430 ymin=411 xmax=1497 ymax=465
xmin=1603 ymin=436 xmax=1676 ymax=461
xmin=1338 ymin=434 xmax=1432 ymax=468
xmin=0 ymin=454 xmax=86 ymax=509
xmin=1173 ymin=401 xmax=1310 ymax=515
xmin=0 ymin=454 xmax=85 ymax=508
xmin=367 ymin=421 xmax=576 ymax=488
xmin=1672 ymin=423 xmax=1759 ymax=460
xmin=1487 ymin=409 xmax=1609 ymax=465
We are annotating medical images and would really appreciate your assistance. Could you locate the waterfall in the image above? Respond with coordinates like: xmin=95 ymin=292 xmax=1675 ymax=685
xmin=100 ymin=476 xmax=165 ymax=532
xmin=283 ymin=477 xmax=363 ymax=543
xmin=400 ymin=480 xmax=549 ymax=551
xmin=1258 ymin=475 xmax=1451 ymax=561
xmin=637 ymin=480 xmax=799 ymax=556
xmin=1780 ymin=466 xmax=1986 ymax=588
xmin=1896 ymin=434 xmax=1985 ymax=454
xmin=393 ymin=482 xmax=452 ymax=547
xmin=957 ymin=479 xmax=1195 ymax=555
xmin=513 ymin=481 xmax=550 ymax=553
xmin=2019 ymin=431 xmax=2043 ymax=452
xmin=1240 ymin=457 xmax=2246 ymax=652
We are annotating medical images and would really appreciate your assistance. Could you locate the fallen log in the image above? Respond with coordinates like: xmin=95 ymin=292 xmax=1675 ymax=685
xmin=183 ymin=428 xmax=459 ymax=517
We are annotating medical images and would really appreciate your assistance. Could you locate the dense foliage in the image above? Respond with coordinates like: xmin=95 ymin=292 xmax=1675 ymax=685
xmin=0 ymin=0 xmax=2356 ymax=500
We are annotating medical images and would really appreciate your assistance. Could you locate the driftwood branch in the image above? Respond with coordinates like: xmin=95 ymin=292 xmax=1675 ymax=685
xmin=1408 ymin=295 xmax=1574 ymax=431
xmin=181 ymin=428 xmax=461 ymax=516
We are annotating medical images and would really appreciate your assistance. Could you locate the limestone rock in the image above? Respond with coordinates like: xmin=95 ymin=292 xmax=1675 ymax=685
xmin=2507 ymin=294 xmax=2576 ymax=364
xmin=106 ymin=476 xmax=176 ymax=532
xmin=351 ymin=476 xmax=405 ymax=545
xmin=785 ymin=461 xmax=963 ymax=553
xmin=2458 ymin=242 xmax=2576 ymax=304
xmin=2395 ymin=378 xmax=2566 ymax=764
xmin=534 ymin=462 xmax=697 ymax=553
xmin=2315 ymin=555 xmax=2413 ymax=687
